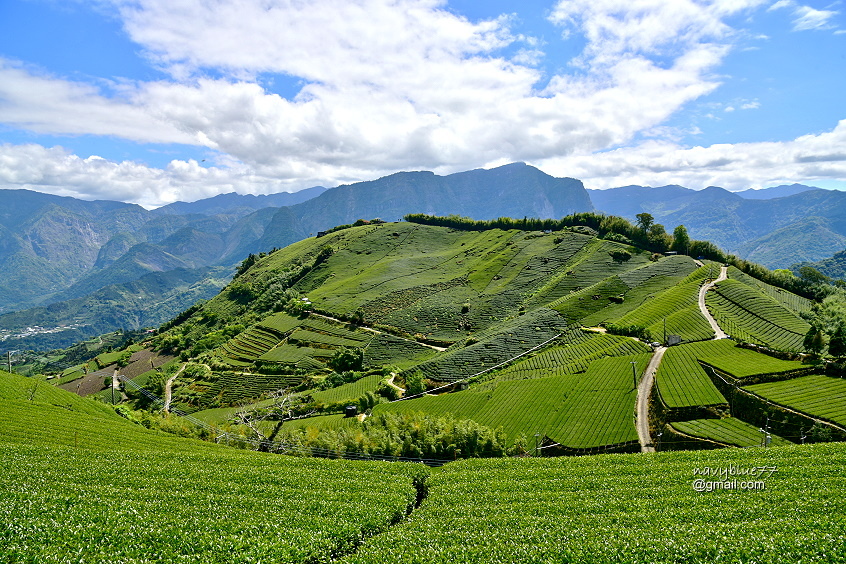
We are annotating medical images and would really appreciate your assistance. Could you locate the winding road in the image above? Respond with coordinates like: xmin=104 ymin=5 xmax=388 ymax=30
xmin=635 ymin=265 xmax=729 ymax=452
xmin=698 ymin=266 xmax=729 ymax=339
xmin=163 ymin=363 xmax=186 ymax=413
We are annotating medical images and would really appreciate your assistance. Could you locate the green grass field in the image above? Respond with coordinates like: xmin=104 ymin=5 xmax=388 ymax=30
xmin=0 ymin=371 xmax=425 ymax=564
xmin=4 ymin=367 xmax=846 ymax=564
xmin=345 ymin=444 xmax=846 ymax=564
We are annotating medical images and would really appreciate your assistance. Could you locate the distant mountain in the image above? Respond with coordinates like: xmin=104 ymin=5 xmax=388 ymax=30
xmin=736 ymin=184 xmax=818 ymax=200
xmin=588 ymin=185 xmax=846 ymax=268
xmin=151 ymin=186 xmax=326 ymax=218
xmin=0 ymin=164 xmax=594 ymax=349
xmin=0 ymin=187 xmax=326 ymax=315
xmin=0 ymin=266 xmax=231 ymax=350
xmin=250 ymin=162 xmax=594 ymax=254
xmin=792 ymin=249 xmax=846 ymax=280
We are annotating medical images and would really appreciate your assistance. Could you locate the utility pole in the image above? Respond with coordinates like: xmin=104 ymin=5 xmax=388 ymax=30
xmin=631 ymin=361 xmax=637 ymax=390
xmin=663 ymin=317 xmax=667 ymax=346
xmin=6 ymin=351 xmax=11 ymax=373
xmin=534 ymin=432 xmax=540 ymax=457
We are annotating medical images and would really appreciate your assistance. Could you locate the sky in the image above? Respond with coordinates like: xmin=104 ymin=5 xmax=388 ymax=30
xmin=0 ymin=0 xmax=844 ymax=208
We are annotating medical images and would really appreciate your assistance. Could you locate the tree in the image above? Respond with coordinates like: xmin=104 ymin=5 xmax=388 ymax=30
xmin=328 ymin=348 xmax=364 ymax=372
xmin=608 ymin=249 xmax=632 ymax=264
xmin=233 ymin=388 xmax=312 ymax=452
xmin=828 ymin=323 xmax=846 ymax=357
xmin=803 ymin=324 xmax=826 ymax=355
xmin=635 ymin=212 xmax=654 ymax=232
xmin=799 ymin=266 xmax=830 ymax=285
xmin=671 ymin=225 xmax=690 ymax=254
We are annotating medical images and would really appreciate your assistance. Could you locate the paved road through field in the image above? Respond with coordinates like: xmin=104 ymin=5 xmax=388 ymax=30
xmin=636 ymin=346 xmax=665 ymax=453
xmin=163 ymin=363 xmax=186 ymax=413
xmin=698 ymin=266 xmax=729 ymax=339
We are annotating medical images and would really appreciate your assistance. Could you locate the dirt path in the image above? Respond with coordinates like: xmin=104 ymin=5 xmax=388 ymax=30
xmin=163 ymin=363 xmax=186 ymax=413
xmin=636 ymin=346 xmax=665 ymax=453
xmin=308 ymin=312 xmax=448 ymax=351
xmin=698 ymin=265 xmax=729 ymax=339
xmin=386 ymin=373 xmax=406 ymax=396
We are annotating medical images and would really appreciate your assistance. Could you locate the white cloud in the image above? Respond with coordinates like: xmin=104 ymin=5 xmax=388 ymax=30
xmin=0 ymin=0 xmax=756 ymax=184
xmin=768 ymin=0 xmax=839 ymax=31
xmin=792 ymin=5 xmax=839 ymax=30
xmin=0 ymin=143 xmax=326 ymax=208
xmin=538 ymin=119 xmax=846 ymax=191
xmin=0 ymin=60 xmax=196 ymax=144
xmin=2 ymin=0 xmax=841 ymax=205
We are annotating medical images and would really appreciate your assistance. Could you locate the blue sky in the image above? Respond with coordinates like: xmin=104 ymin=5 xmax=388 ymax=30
xmin=0 ymin=0 xmax=844 ymax=206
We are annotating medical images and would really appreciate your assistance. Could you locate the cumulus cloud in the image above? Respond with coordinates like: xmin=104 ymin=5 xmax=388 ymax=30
xmin=538 ymin=119 xmax=846 ymax=191
xmin=0 ymin=0 xmax=842 ymax=204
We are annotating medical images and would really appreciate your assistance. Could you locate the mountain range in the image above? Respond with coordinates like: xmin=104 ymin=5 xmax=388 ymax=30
xmin=0 ymin=163 xmax=592 ymax=349
xmin=1 ymin=163 xmax=843 ymax=350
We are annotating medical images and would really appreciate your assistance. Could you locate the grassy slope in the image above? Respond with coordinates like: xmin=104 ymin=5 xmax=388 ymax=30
xmin=4 ymin=370 xmax=845 ymax=563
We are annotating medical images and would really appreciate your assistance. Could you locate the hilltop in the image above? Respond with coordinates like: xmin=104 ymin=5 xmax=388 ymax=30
xmin=38 ymin=212 xmax=841 ymax=460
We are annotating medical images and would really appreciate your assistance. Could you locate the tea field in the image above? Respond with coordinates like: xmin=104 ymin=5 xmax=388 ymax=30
xmin=344 ymin=444 xmax=846 ymax=564
xmin=0 ymin=371 xmax=427 ymax=564
xmin=745 ymin=374 xmax=846 ymax=427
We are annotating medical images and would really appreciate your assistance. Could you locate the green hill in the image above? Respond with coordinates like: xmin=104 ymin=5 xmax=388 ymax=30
xmin=98 ymin=215 xmax=843 ymax=459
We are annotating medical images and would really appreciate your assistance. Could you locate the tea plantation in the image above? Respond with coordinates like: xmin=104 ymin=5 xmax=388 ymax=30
xmin=4 ymin=371 xmax=845 ymax=563
xmin=43 ymin=219 xmax=846 ymax=457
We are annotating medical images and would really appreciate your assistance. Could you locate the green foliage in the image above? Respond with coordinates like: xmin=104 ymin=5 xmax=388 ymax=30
xmin=803 ymin=325 xmax=826 ymax=355
xmin=828 ymin=323 xmax=846 ymax=357
xmin=635 ymin=212 xmax=654 ymax=231
xmin=671 ymin=224 xmax=690 ymax=253
xmin=608 ymin=249 xmax=632 ymax=264
xmin=404 ymin=371 xmax=426 ymax=396
xmin=328 ymin=348 xmax=365 ymax=372
xmin=799 ymin=266 xmax=830 ymax=285
xmin=277 ymin=412 xmax=511 ymax=460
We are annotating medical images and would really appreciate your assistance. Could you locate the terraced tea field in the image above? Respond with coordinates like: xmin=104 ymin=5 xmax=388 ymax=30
xmin=0 ymin=372 xmax=426 ymax=564
xmin=377 ymin=353 xmax=650 ymax=449
xmin=745 ymin=374 xmax=846 ymax=427
xmin=483 ymin=331 xmax=649 ymax=383
xmin=687 ymin=339 xmax=807 ymax=380
xmin=655 ymin=342 xmax=727 ymax=409
xmin=670 ymin=417 xmax=791 ymax=447
xmin=345 ymin=444 xmax=846 ymax=564
xmin=707 ymin=279 xmax=810 ymax=351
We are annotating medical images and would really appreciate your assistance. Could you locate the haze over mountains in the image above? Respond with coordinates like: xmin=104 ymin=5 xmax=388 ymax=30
xmin=0 ymin=162 xmax=841 ymax=350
